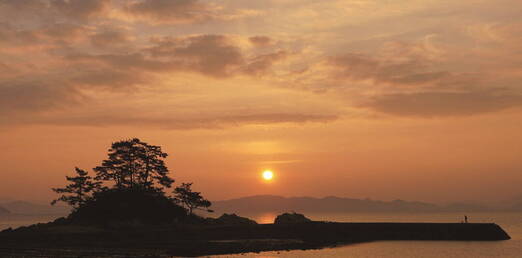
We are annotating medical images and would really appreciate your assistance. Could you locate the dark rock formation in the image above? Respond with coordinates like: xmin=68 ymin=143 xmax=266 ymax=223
xmin=274 ymin=212 xmax=311 ymax=224
xmin=68 ymin=188 xmax=187 ymax=225
xmin=209 ymin=213 xmax=258 ymax=225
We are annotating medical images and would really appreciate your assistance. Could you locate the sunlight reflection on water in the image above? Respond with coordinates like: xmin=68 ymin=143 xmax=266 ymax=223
xmin=253 ymin=212 xmax=277 ymax=224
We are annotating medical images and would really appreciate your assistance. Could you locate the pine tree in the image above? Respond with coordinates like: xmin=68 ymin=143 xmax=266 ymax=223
xmin=93 ymin=138 xmax=174 ymax=191
xmin=51 ymin=167 xmax=101 ymax=208
xmin=173 ymin=182 xmax=212 ymax=215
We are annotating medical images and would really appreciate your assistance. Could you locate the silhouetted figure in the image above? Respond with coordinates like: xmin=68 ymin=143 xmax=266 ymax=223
xmin=465 ymin=215 xmax=468 ymax=223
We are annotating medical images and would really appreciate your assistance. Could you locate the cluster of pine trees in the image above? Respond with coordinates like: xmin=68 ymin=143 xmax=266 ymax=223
xmin=52 ymin=138 xmax=212 ymax=218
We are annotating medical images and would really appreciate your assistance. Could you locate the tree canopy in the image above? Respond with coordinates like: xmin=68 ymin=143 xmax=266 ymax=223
xmin=173 ymin=183 xmax=212 ymax=215
xmin=93 ymin=138 xmax=174 ymax=191
xmin=51 ymin=167 xmax=101 ymax=208
xmin=50 ymin=138 xmax=213 ymax=225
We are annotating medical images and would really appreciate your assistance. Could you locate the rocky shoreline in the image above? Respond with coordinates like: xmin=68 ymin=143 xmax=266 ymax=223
xmin=0 ymin=219 xmax=511 ymax=257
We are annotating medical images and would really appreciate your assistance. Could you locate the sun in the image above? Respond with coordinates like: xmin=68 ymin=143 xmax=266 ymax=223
xmin=262 ymin=170 xmax=274 ymax=181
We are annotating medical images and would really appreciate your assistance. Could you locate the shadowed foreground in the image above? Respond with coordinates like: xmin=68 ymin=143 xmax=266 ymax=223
xmin=0 ymin=221 xmax=510 ymax=257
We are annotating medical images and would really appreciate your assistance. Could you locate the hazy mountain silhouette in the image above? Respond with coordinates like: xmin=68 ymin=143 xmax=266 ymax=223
xmin=212 ymin=195 xmax=494 ymax=214
xmin=508 ymin=196 xmax=522 ymax=211
xmin=0 ymin=196 xmax=499 ymax=216
xmin=0 ymin=205 xmax=9 ymax=215
xmin=0 ymin=201 xmax=69 ymax=215
xmin=443 ymin=201 xmax=492 ymax=212
xmin=486 ymin=195 xmax=522 ymax=211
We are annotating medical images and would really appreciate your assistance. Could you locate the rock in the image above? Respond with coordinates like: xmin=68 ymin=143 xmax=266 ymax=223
xmin=211 ymin=213 xmax=257 ymax=225
xmin=274 ymin=212 xmax=311 ymax=224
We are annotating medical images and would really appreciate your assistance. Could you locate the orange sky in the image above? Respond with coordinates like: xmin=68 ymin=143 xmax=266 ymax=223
xmin=1 ymin=0 xmax=522 ymax=203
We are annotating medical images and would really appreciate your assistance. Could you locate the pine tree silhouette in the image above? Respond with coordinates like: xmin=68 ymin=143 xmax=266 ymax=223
xmin=51 ymin=167 xmax=101 ymax=208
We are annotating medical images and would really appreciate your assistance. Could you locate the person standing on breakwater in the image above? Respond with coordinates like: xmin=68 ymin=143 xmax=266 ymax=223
xmin=464 ymin=215 xmax=468 ymax=223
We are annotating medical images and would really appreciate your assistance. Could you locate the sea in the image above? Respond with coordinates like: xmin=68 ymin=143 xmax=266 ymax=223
xmin=1 ymin=212 xmax=521 ymax=257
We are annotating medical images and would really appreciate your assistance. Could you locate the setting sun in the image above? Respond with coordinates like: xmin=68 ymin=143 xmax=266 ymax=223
xmin=262 ymin=170 xmax=274 ymax=181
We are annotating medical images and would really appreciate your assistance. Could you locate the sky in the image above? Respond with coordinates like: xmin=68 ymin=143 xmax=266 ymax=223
xmin=1 ymin=0 xmax=522 ymax=204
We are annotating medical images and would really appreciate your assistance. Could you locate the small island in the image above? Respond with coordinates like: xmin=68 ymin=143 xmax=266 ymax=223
xmin=0 ymin=139 xmax=511 ymax=257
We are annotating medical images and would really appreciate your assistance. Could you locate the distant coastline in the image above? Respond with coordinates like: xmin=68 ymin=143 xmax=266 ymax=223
xmin=0 ymin=201 xmax=69 ymax=216
xmin=0 ymin=206 xmax=9 ymax=215
xmin=3 ymin=195 xmax=522 ymax=219
xmin=211 ymin=195 xmax=522 ymax=215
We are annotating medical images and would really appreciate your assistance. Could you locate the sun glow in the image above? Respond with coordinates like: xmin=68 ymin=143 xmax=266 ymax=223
xmin=262 ymin=170 xmax=274 ymax=181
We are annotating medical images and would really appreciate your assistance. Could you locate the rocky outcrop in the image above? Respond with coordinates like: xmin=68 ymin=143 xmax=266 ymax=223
xmin=274 ymin=212 xmax=311 ymax=224
xmin=209 ymin=213 xmax=258 ymax=225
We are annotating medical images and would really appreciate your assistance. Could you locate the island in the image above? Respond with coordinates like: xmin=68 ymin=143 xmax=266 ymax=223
xmin=0 ymin=139 xmax=511 ymax=257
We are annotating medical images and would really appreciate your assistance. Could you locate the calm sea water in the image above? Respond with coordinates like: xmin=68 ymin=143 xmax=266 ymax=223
xmin=0 ymin=214 xmax=61 ymax=231
xmin=1 ymin=212 xmax=521 ymax=257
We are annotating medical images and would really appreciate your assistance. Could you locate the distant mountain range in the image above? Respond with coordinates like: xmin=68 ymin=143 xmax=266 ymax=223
xmin=211 ymin=195 xmax=498 ymax=214
xmin=2 ymin=195 xmax=522 ymax=216
xmin=0 ymin=205 xmax=9 ymax=215
xmin=510 ymin=201 xmax=522 ymax=211
xmin=0 ymin=201 xmax=69 ymax=215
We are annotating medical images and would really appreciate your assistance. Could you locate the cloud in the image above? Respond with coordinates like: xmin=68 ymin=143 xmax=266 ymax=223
xmin=69 ymin=34 xmax=287 ymax=78
xmin=148 ymin=34 xmax=288 ymax=77
xmin=40 ymin=23 xmax=88 ymax=40
xmin=0 ymin=23 xmax=40 ymax=46
xmin=0 ymin=0 xmax=47 ymax=18
xmin=69 ymin=68 xmax=147 ymax=89
xmin=124 ymin=0 xmax=217 ymax=24
xmin=321 ymin=37 xmax=522 ymax=117
xmin=0 ymin=73 xmax=340 ymax=128
xmin=0 ymin=32 xmax=289 ymax=121
xmin=67 ymin=52 xmax=172 ymax=73
xmin=49 ymin=0 xmax=110 ymax=20
xmin=249 ymin=36 xmax=272 ymax=47
xmin=90 ymin=28 xmax=132 ymax=48
xmin=0 ymin=61 xmax=148 ymax=117
xmin=0 ymin=63 xmax=11 ymax=74
xmin=328 ymin=40 xmax=448 ymax=87
xmin=148 ymin=34 xmax=245 ymax=77
xmin=0 ymin=0 xmax=110 ymax=22
xmin=242 ymin=50 xmax=288 ymax=76
xmin=363 ymin=90 xmax=522 ymax=117
xmin=0 ymin=29 xmax=320 ymax=130
xmin=121 ymin=0 xmax=261 ymax=24
xmin=14 ymin=112 xmax=338 ymax=129
xmin=2 ymin=0 xmax=521 ymax=129
xmin=0 ymin=80 xmax=82 ymax=114
xmin=0 ymin=22 xmax=88 ymax=48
